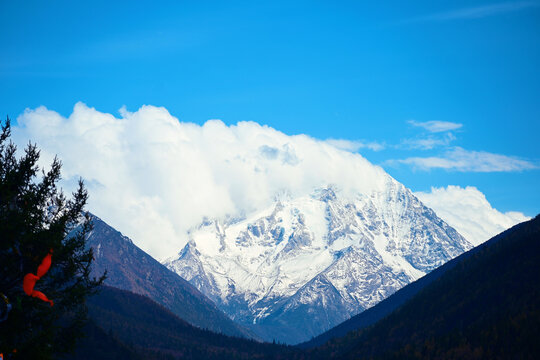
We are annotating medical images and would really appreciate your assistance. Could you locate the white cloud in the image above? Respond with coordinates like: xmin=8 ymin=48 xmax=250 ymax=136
xmin=13 ymin=103 xmax=390 ymax=260
xmin=392 ymin=147 xmax=538 ymax=172
xmin=407 ymin=120 xmax=462 ymax=133
xmin=325 ymin=138 xmax=385 ymax=152
xmin=405 ymin=2 xmax=538 ymax=23
xmin=415 ymin=186 xmax=530 ymax=246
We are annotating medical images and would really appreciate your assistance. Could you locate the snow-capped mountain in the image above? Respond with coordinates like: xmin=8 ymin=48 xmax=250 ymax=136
xmin=166 ymin=176 xmax=472 ymax=344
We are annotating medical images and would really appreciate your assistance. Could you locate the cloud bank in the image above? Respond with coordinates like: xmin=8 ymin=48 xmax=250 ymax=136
xmin=13 ymin=103 xmax=389 ymax=259
xmin=415 ymin=185 xmax=530 ymax=246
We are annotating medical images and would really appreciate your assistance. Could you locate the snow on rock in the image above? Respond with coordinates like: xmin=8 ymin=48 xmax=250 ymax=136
xmin=165 ymin=176 xmax=472 ymax=344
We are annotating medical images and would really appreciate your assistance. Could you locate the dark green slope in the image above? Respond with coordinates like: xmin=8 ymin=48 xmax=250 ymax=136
xmin=311 ymin=215 xmax=540 ymax=359
xmin=61 ymin=319 xmax=143 ymax=360
xmin=66 ymin=286 xmax=304 ymax=360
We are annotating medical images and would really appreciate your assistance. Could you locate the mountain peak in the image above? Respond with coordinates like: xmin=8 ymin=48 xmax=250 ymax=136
xmin=314 ymin=186 xmax=338 ymax=202
xmin=166 ymin=180 xmax=471 ymax=344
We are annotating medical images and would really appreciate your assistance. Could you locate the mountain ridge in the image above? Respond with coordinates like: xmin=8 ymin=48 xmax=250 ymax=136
xmin=85 ymin=215 xmax=255 ymax=339
xmin=68 ymin=215 xmax=539 ymax=358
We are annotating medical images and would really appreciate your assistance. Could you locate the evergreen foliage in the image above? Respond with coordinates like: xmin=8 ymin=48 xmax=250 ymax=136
xmin=0 ymin=117 xmax=105 ymax=359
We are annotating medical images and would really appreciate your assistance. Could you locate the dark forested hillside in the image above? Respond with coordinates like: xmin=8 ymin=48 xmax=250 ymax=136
xmin=64 ymin=286 xmax=303 ymax=360
xmin=310 ymin=215 xmax=540 ymax=359
xmin=85 ymin=215 xmax=254 ymax=339
xmin=62 ymin=319 xmax=143 ymax=360
xmin=300 ymin=210 xmax=496 ymax=349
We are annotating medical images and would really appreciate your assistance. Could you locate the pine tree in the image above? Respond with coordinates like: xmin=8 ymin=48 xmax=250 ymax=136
xmin=0 ymin=117 xmax=105 ymax=359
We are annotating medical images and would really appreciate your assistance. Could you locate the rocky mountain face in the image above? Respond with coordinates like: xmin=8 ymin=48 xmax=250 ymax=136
xmin=85 ymin=215 xmax=254 ymax=339
xmin=165 ymin=176 xmax=472 ymax=344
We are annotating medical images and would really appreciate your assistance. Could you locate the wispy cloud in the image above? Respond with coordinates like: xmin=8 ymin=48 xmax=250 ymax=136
xmin=408 ymin=120 xmax=462 ymax=133
xmin=397 ymin=120 xmax=460 ymax=150
xmin=400 ymin=133 xmax=457 ymax=150
xmin=325 ymin=139 xmax=385 ymax=152
xmin=405 ymin=1 xmax=538 ymax=23
xmin=388 ymin=147 xmax=538 ymax=172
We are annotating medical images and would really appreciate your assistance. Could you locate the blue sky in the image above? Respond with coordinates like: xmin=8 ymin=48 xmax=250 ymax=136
xmin=1 ymin=0 xmax=539 ymax=216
